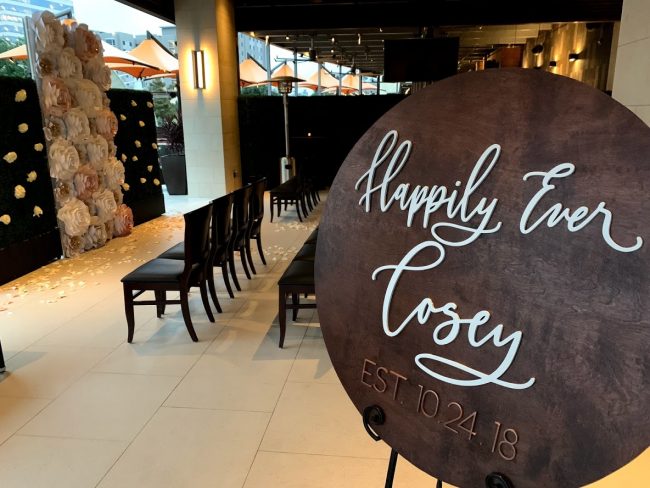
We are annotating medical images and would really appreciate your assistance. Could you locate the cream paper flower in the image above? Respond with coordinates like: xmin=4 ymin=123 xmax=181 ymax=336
xmin=33 ymin=206 xmax=43 ymax=218
xmin=43 ymin=116 xmax=66 ymax=141
xmin=153 ymin=178 xmax=161 ymax=186
xmin=73 ymin=164 xmax=99 ymax=201
xmin=15 ymin=89 xmax=27 ymax=102
xmin=61 ymin=233 xmax=84 ymax=257
xmin=42 ymin=76 xmax=72 ymax=116
xmin=94 ymin=108 xmax=118 ymax=139
xmin=0 ymin=214 xmax=10 ymax=225
xmin=67 ymin=78 xmax=103 ymax=117
xmin=113 ymin=204 xmax=133 ymax=237
xmin=140 ymin=177 xmax=146 ymax=184
xmin=57 ymin=198 xmax=91 ymax=236
xmin=91 ymin=188 xmax=118 ymax=223
xmin=14 ymin=185 xmax=26 ymax=199
xmin=84 ymin=134 xmax=109 ymax=170
xmin=33 ymin=11 xmax=64 ymax=56
xmin=64 ymin=107 xmax=91 ymax=142
xmin=72 ymin=23 xmax=102 ymax=61
xmin=17 ymin=123 xmax=28 ymax=133
xmin=49 ymin=138 xmax=80 ymax=181
xmin=146 ymin=101 xmax=153 ymax=108
xmin=104 ymin=157 xmax=125 ymax=189
xmin=3 ymin=152 xmax=17 ymax=163
xmin=138 ymin=120 xmax=145 ymax=127
xmin=83 ymin=223 xmax=108 ymax=250
xmin=34 ymin=143 xmax=44 ymax=152
xmin=84 ymin=55 xmax=111 ymax=91
xmin=27 ymin=171 xmax=37 ymax=183
xmin=134 ymin=140 xmax=141 ymax=148
xmin=147 ymin=165 xmax=153 ymax=172
xmin=57 ymin=47 xmax=83 ymax=79
xmin=151 ymin=143 xmax=158 ymax=150
xmin=120 ymin=114 xmax=126 ymax=121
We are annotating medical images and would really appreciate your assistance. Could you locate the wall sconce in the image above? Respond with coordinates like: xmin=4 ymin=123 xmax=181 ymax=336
xmin=192 ymin=50 xmax=206 ymax=89
xmin=532 ymin=44 xmax=544 ymax=55
xmin=549 ymin=60 xmax=557 ymax=68
xmin=568 ymin=52 xmax=580 ymax=62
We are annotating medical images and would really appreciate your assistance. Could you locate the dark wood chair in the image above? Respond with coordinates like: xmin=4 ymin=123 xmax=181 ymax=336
xmin=0 ymin=340 xmax=5 ymax=373
xmin=246 ymin=177 xmax=267 ymax=274
xmin=228 ymin=184 xmax=254 ymax=290
xmin=211 ymin=194 xmax=235 ymax=299
xmin=121 ymin=204 xmax=213 ymax=343
xmin=269 ymin=177 xmax=308 ymax=222
xmin=277 ymin=260 xmax=316 ymax=348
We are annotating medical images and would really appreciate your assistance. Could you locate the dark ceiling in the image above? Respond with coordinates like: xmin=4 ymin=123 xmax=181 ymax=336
xmin=118 ymin=0 xmax=623 ymax=74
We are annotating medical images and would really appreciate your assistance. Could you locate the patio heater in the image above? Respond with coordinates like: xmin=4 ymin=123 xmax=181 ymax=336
xmin=270 ymin=75 xmax=303 ymax=183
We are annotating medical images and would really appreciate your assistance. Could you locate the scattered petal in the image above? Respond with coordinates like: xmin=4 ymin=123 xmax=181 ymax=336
xmin=33 ymin=206 xmax=43 ymax=217
xmin=34 ymin=143 xmax=44 ymax=152
xmin=0 ymin=214 xmax=10 ymax=225
xmin=26 ymin=171 xmax=37 ymax=182
xmin=14 ymin=185 xmax=26 ymax=199
xmin=3 ymin=152 xmax=17 ymax=163
xmin=15 ymin=89 xmax=27 ymax=102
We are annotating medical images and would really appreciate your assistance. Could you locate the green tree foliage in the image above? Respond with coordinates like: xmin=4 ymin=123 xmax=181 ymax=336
xmin=0 ymin=39 xmax=30 ymax=79
xmin=147 ymin=78 xmax=177 ymax=125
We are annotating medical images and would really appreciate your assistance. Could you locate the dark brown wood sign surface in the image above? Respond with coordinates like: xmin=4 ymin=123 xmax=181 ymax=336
xmin=315 ymin=69 xmax=649 ymax=488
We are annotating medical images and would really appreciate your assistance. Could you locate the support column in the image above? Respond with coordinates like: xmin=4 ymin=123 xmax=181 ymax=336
xmin=612 ymin=0 xmax=650 ymax=126
xmin=174 ymin=0 xmax=241 ymax=197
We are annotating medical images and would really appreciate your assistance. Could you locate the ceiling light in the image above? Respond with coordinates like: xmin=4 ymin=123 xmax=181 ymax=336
xmin=249 ymin=31 xmax=255 ymax=37
xmin=285 ymin=35 xmax=290 ymax=40
xmin=331 ymin=36 xmax=335 ymax=43
xmin=358 ymin=33 xmax=361 ymax=45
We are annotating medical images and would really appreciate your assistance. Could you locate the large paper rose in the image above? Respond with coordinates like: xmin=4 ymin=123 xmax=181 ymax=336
xmin=84 ymin=56 xmax=111 ymax=91
xmin=107 ymin=140 xmax=117 ymax=158
xmin=103 ymin=156 xmax=125 ymax=190
xmin=58 ymin=47 xmax=83 ymax=79
xmin=63 ymin=107 xmax=91 ymax=142
xmin=44 ymin=116 xmax=67 ymax=141
xmin=73 ymin=164 xmax=99 ymax=201
xmin=73 ymin=24 xmax=101 ymax=61
xmin=113 ymin=204 xmax=134 ymax=237
xmin=61 ymin=233 xmax=84 ymax=258
xmin=53 ymin=181 xmax=73 ymax=207
xmin=84 ymin=223 xmax=108 ymax=250
xmin=49 ymin=138 xmax=80 ymax=181
xmin=33 ymin=11 xmax=64 ymax=56
xmin=42 ymin=76 xmax=72 ymax=116
xmin=66 ymin=78 xmax=102 ymax=117
xmin=91 ymin=188 xmax=117 ymax=223
xmin=57 ymin=197 xmax=91 ymax=237
xmin=94 ymin=109 xmax=118 ymax=139
xmin=84 ymin=134 xmax=108 ymax=170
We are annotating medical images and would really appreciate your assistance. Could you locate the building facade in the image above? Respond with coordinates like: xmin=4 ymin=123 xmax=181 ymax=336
xmin=0 ymin=0 xmax=73 ymax=42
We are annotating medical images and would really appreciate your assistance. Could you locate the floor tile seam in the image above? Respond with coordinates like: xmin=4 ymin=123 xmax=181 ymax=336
xmin=88 ymin=369 xmax=185 ymax=379
xmin=159 ymin=404 xmax=276 ymax=414
xmin=618 ymin=35 xmax=650 ymax=48
xmin=9 ymin=432 xmax=132 ymax=444
xmin=0 ymin=396 xmax=55 ymax=449
xmin=256 ymin=447 xmax=391 ymax=461
xmin=242 ymin=325 xmax=309 ymax=486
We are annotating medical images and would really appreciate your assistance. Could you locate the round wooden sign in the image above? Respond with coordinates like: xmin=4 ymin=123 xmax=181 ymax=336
xmin=315 ymin=69 xmax=650 ymax=488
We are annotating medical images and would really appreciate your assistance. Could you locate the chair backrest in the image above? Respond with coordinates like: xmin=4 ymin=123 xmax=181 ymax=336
xmin=233 ymin=184 xmax=253 ymax=231
xmin=250 ymin=177 xmax=266 ymax=222
xmin=212 ymin=193 xmax=233 ymax=253
xmin=183 ymin=203 xmax=212 ymax=275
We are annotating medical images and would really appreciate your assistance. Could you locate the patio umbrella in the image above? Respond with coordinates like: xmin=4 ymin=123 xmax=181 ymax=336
xmin=340 ymin=73 xmax=377 ymax=93
xmin=0 ymin=44 xmax=27 ymax=61
xmin=299 ymin=67 xmax=340 ymax=91
xmin=128 ymin=37 xmax=179 ymax=74
xmin=272 ymin=62 xmax=294 ymax=78
xmin=239 ymin=58 xmax=267 ymax=86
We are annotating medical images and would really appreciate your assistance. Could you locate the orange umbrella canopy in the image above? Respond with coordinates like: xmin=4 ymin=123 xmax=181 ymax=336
xmin=129 ymin=38 xmax=178 ymax=73
xmin=341 ymin=73 xmax=377 ymax=93
xmin=272 ymin=62 xmax=294 ymax=78
xmin=0 ymin=44 xmax=27 ymax=61
xmin=300 ymin=68 xmax=340 ymax=90
xmin=239 ymin=58 xmax=267 ymax=86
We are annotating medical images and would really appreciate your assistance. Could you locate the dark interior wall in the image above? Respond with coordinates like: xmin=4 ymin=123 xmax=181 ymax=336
xmin=238 ymin=94 xmax=405 ymax=189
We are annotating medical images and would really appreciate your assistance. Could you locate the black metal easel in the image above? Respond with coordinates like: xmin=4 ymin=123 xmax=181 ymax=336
xmin=362 ymin=405 xmax=514 ymax=488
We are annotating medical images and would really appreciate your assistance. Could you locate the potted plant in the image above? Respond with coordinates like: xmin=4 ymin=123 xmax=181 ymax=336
xmin=159 ymin=113 xmax=188 ymax=195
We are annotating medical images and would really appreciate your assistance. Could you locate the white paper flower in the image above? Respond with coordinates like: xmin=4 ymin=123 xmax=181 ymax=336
xmin=84 ymin=55 xmax=111 ymax=91
xmin=153 ymin=178 xmax=160 ymax=186
xmin=15 ymin=89 xmax=27 ymax=102
xmin=3 ymin=152 xmax=17 ymax=163
xmin=140 ymin=177 xmax=146 ymax=184
xmin=64 ymin=107 xmax=91 ymax=142
xmin=61 ymin=233 xmax=84 ymax=257
xmin=0 ymin=214 xmax=10 ymax=225
xmin=93 ymin=108 xmax=118 ymax=139
xmin=103 ymin=157 xmax=125 ymax=189
xmin=42 ymin=76 xmax=72 ymax=116
xmin=27 ymin=171 xmax=37 ymax=183
xmin=134 ymin=140 xmax=141 ymax=148
xmin=146 ymin=101 xmax=153 ymax=108
xmin=14 ymin=185 xmax=26 ymax=199
xmin=33 ymin=206 xmax=43 ymax=218
xmin=57 ymin=47 xmax=83 ymax=79
xmin=49 ymin=138 xmax=80 ymax=181
xmin=84 ymin=134 xmax=108 ymax=170
xmin=66 ymin=78 xmax=102 ymax=117
xmin=91 ymin=188 xmax=118 ymax=223
xmin=33 ymin=11 xmax=64 ymax=56
xmin=34 ymin=143 xmax=44 ymax=152
xmin=57 ymin=198 xmax=91 ymax=236
xmin=83 ymin=223 xmax=108 ymax=250
xmin=43 ymin=116 xmax=67 ymax=141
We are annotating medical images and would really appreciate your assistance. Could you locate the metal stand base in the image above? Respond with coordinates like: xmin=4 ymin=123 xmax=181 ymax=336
xmin=363 ymin=404 xmax=514 ymax=488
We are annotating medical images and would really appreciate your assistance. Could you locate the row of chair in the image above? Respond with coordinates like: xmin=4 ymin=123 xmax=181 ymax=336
xmin=121 ymin=178 xmax=267 ymax=342
xmin=277 ymin=227 xmax=318 ymax=348
xmin=269 ymin=176 xmax=320 ymax=222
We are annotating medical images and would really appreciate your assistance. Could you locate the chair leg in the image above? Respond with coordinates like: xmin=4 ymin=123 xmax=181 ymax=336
xmin=123 ymin=285 xmax=136 ymax=343
xmin=180 ymin=289 xmax=199 ymax=342
xmin=270 ymin=197 xmax=274 ymax=222
xmin=155 ymin=290 xmax=166 ymax=317
xmin=278 ymin=288 xmax=286 ymax=348
xmin=245 ymin=239 xmax=257 ymax=275
xmin=229 ymin=251 xmax=242 ymax=291
xmin=256 ymin=234 xmax=267 ymax=265
xmin=199 ymin=280 xmax=215 ymax=323
xmin=221 ymin=263 xmax=235 ymax=298
xmin=239 ymin=247 xmax=252 ymax=279
xmin=207 ymin=266 xmax=222 ymax=313
xmin=291 ymin=292 xmax=299 ymax=321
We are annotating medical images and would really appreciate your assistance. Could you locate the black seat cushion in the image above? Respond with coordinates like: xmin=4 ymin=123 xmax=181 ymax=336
xmin=121 ymin=258 xmax=186 ymax=283
xmin=158 ymin=242 xmax=184 ymax=260
xmin=305 ymin=227 xmax=318 ymax=244
xmin=294 ymin=243 xmax=316 ymax=261
xmin=278 ymin=260 xmax=315 ymax=287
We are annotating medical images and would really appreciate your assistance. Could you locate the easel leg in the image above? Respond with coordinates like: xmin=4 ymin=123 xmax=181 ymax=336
xmin=384 ymin=448 xmax=399 ymax=488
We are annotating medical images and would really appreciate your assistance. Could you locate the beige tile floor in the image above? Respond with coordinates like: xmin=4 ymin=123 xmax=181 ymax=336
xmin=0 ymin=192 xmax=647 ymax=488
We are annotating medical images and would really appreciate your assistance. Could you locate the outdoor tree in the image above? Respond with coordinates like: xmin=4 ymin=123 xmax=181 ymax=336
xmin=147 ymin=78 xmax=177 ymax=125
xmin=0 ymin=39 xmax=29 ymax=78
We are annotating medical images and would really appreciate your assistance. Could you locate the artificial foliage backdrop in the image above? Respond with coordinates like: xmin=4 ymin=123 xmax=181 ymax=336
xmin=0 ymin=76 xmax=61 ymax=284
xmin=108 ymin=88 xmax=165 ymax=225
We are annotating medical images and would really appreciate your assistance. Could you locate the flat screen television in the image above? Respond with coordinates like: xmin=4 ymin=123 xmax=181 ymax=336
xmin=383 ymin=37 xmax=459 ymax=82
